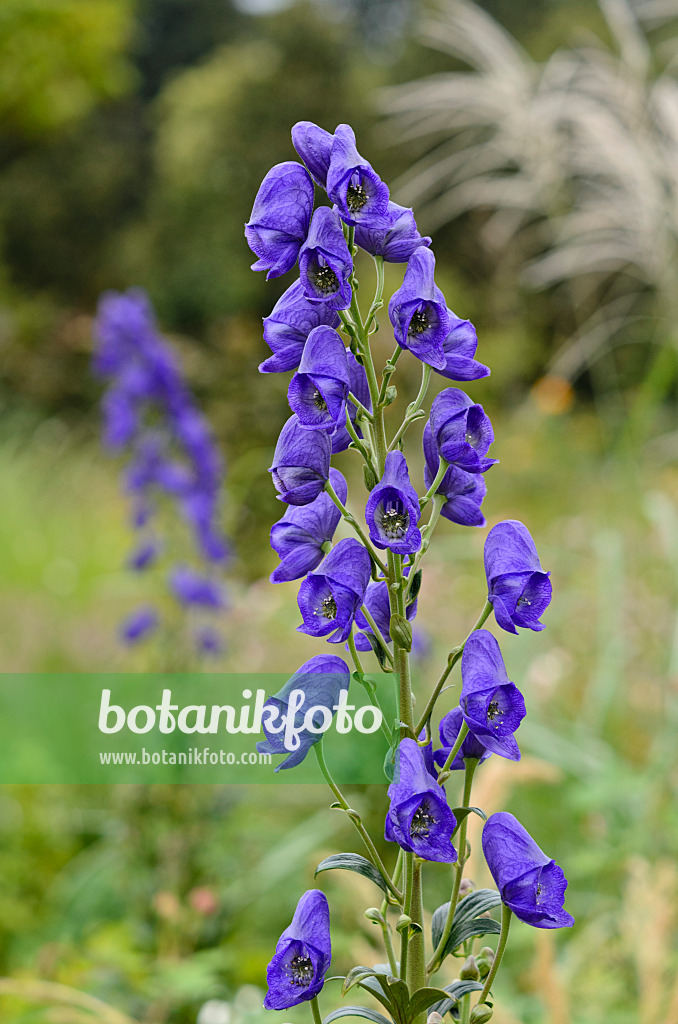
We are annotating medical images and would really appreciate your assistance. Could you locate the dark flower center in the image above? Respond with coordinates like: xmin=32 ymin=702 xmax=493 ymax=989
xmin=313 ymin=389 xmax=328 ymax=411
xmin=319 ymin=595 xmax=337 ymax=619
xmin=409 ymin=309 xmax=429 ymax=336
xmin=517 ymin=596 xmax=532 ymax=607
xmin=536 ymin=883 xmax=543 ymax=904
xmin=487 ymin=700 xmax=502 ymax=721
xmin=312 ymin=265 xmax=339 ymax=295
xmin=410 ymin=804 xmax=436 ymax=838
xmin=379 ymin=505 xmax=409 ymax=539
xmin=288 ymin=954 xmax=314 ymax=986
xmin=347 ymin=182 xmax=369 ymax=211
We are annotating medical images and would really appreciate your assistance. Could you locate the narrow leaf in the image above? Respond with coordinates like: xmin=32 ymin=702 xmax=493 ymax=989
xmin=315 ymin=853 xmax=390 ymax=896
xmin=407 ymin=987 xmax=451 ymax=1022
xmin=323 ymin=1007 xmax=393 ymax=1024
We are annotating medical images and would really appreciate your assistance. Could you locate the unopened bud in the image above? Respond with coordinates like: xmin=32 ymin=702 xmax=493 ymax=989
xmin=395 ymin=914 xmax=411 ymax=934
xmin=427 ymin=1014 xmax=444 ymax=1024
xmin=459 ymin=878 xmax=475 ymax=898
xmin=460 ymin=955 xmax=480 ymax=981
xmin=384 ymin=386 xmax=398 ymax=406
xmin=479 ymin=947 xmax=495 ymax=963
xmin=476 ymin=958 xmax=491 ymax=979
xmin=363 ymin=464 xmax=378 ymax=491
xmin=364 ymin=907 xmax=384 ymax=924
xmin=469 ymin=1005 xmax=493 ymax=1024
xmin=390 ymin=613 xmax=412 ymax=652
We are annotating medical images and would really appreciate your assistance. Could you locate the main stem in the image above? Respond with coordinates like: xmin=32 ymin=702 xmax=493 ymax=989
xmin=477 ymin=904 xmax=512 ymax=1005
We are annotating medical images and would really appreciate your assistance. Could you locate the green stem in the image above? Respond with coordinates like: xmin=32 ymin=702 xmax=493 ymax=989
xmin=381 ymin=918 xmax=399 ymax=976
xmin=360 ymin=604 xmax=395 ymax=668
xmin=313 ymin=742 xmax=402 ymax=902
xmin=387 ymin=550 xmax=414 ymax=736
xmin=389 ymin=364 xmax=431 ymax=451
xmin=419 ymin=457 xmax=450 ymax=510
xmin=400 ymin=852 xmax=414 ymax=981
xmin=378 ymin=346 xmax=403 ymax=406
xmin=348 ymin=391 xmax=373 ymax=421
xmin=324 ymin=479 xmax=388 ymax=576
xmin=477 ymin=905 xmax=512 ymax=1004
xmin=347 ymin=632 xmax=365 ymax=675
xmin=344 ymin=408 xmax=376 ymax=472
xmin=436 ymin=722 xmax=469 ymax=779
xmin=310 ymin=995 xmax=323 ymax=1024
xmin=406 ymin=494 xmax=445 ymax=599
xmin=366 ymin=255 xmax=385 ymax=333
xmin=407 ymin=860 xmax=426 ymax=1010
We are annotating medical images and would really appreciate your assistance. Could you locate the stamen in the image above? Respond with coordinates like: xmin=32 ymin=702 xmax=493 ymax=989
xmin=517 ymin=596 xmax=532 ymax=607
xmin=318 ymin=595 xmax=337 ymax=619
xmin=288 ymin=954 xmax=314 ymax=986
xmin=410 ymin=804 xmax=436 ymax=838
xmin=379 ymin=506 xmax=409 ymax=539
xmin=312 ymin=389 xmax=328 ymax=411
xmin=312 ymin=265 xmax=339 ymax=295
xmin=408 ymin=309 xmax=429 ymax=336
xmin=536 ymin=883 xmax=543 ymax=904
xmin=487 ymin=699 xmax=502 ymax=721
xmin=346 ymin=182 xmax=369 ymax=211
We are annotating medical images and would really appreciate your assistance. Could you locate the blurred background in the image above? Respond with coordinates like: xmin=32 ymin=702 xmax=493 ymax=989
xmin=0 ymin=0 xmax=677 ymax=1021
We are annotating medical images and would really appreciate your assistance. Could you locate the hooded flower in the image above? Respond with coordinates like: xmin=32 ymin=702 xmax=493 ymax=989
xmin=256 ymin=654 xmax=350 ymax=771
xmin=460 ymin=630 xmax=526 ymax=761
xmin=385 ymin=738 xmax=458 ymax=862
xmin=438 ymin=313 xmax=490 ymax=382
xmin=170 ymin=566 xmax=227 ymax=609
xmin=270 ymin=415 xmax=332 ymax=506
xmin=120 ymin=606 xmax=158 ymax=644
xmin=264 ymin=889 xmax=332 ymax=1008
xmin=353 ymin=574 xmax=418 ymax=652
xmin=260 ymin=280 xmax=341 ymax=374
xmin=484 ymin=520 xmax=552 ymax=634
xmin=270 ymin=468 xmax=347 ymax=583
xmin=388 ymin=248 xmax=450 ymax=370
xmin=288 ymin=326 xmax=350 ymax=430
xmin=292 ymin=121 xmax=334 ymax=188
xmin=326 ymin=124 xmax=390 ymax=227
xmin=365 ymin=451 xmax=422 ymax=555
xmin=245 ymin=162 xmax=314 ymax=280
xmin=423 ymin=422 xmax=486 ymax=527
xmin=354 ymin=201 xmax=431 ymax=262
xmin=428 ymin=389 xmax=497 ymax=473
xmin=297 ymin=538 xmax=371 ymax=643
xmin=328 ymin=351 xmax=371 ymax=454
xmin=482 ymin=813 xmax=574 ymax=929
xmin=433 ymin=706 xmax=492 ymax=771
xmin=299 ymin=207 xmax=353 ymax=310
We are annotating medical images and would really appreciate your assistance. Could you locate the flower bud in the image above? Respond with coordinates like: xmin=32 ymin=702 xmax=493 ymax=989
xmin=363 ymin=464 xmax=378 ymax=491
xmin=479 ymin=947 xmax=495 ymax=963
xmin=460 ymin=955 xmax=480 ymax=980
xmin=396 ymin=914 xmax=412 ymax=934
xmin=364 ymin=907 xmax=385 ymax=924
xmin=427 ymin=1014 xmax=444 ymax=1024
xmin=469 ymin=1005 xmax=493 ymax=1024
xmin=390 ymin=613 xmax=413 ymax=651
xmin=384 ymin=386 xmax=398 ymax=406
xmin=476 ymin=957 xmax=491 ymax=979
xmin=459 ymin=878 xmax=475 ymax=898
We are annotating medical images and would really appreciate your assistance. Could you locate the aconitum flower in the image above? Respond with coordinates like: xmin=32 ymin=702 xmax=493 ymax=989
xmin=245 ymin=162 xmax=314 ymax=280
xmin=438 ymin=314 xmax=490 ymax=382
xmin=365 ymin=451 xmax=422 ymax=555
xmin=270 ymin=415 xmax=332 ymax=505
xmin=127 ymin=539 xmax=160 ymax=571
xmin=329 ymin=351 xmax=371 ymax=454
xmin=270 ymin=468 xmax=347 ymax=583
xmin=288 ymin=326 xmax=350 ymax=430
xmin=482 ymin=813 xmax=574 ymax=929
xmin=264 ymin=889 xmax=332 ymax=1008
xmin=460 ymin=630 xmax=526 ymax=760
xmin=292 ymin=121 xmax=334 ymax=188
xmin=260 ymin=280 xmax=341 ymax=374
xmin=120 ymin=606 xmax=158 ymax=644
xmin=256 ymin=654 xmax=350 ymax=770
xmin=353 ymin=575 xmax=418 ymax=652
xmin=385 ymin=738 xmax=458 ymax=862
xmin=354 ymin=201 xmax=431 ymax=262
xmin=326 ymin=124 xmax=390 ymax=227
xmin=484 ymin=520 xmax=552 ymax=634
xmin=423 ymin=423 xmax=486 ymax=527
xmin=428 ymin=389 xmax=497 ymax=473
xmin=170 ymin=566 xmax=227 ymax=609
xmin=433 ymin=706 xmax=492 ymax=771
xmin=299 ymin=207 xmax=353 ymax=310
xmin=388 ymin=248 xmax=449 ymax=370
xmin=297 ymin=538 xmax=371 ymax=643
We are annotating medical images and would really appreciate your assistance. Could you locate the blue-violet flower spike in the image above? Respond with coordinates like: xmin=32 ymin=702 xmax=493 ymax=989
xmin=298 ymin=207 xmax=353 ymax=310
xmin=388 ymin=248 xmax=449 ymax=370
xmin=260 ymin=280 xmax=341 ymax=374
xmin=264 ymin=888 xmax=332 ymax=1008
xmin=269 ymin=415 xmax=332 ymax=506
xmin=326 ymin=124 xmax=390 ymax=228
xmin=297 ymin=538 xmax=371 ymax=643
xmin=354 ymin=201 xmax=431 ymax=263
xmin=353 ymin=574 xmax=418 ymax=652
xmin=423 ymin=422 xmax=486 ymax=527
xmin=288 ymin=326 xmax=350 ymax=430
xmin=292 ymin=121 xmax=334 ymax=188
xmin=270 ymin=468 xmax=347 ymax=583
xmin=460 ymin=630 xmax=526 ymax=761
xmin=433 ymin=706 xmax=492 ymax=771
xmin=484 ymin=520 xmax=552 ymax=634
xmin=428 ymin=388 xmax=498 ymax=473
xmin=120 ymin=606 xmax=158 ymax=645
xmin=385 ymin=738 xmax=458 ymax=863
xmin=245 ymin=161 xmax=314 ymax=280
xmin=482 ymin=812 xmax=574 ymax=929
xmin=365 ymin=451 xmax=422 ymax=555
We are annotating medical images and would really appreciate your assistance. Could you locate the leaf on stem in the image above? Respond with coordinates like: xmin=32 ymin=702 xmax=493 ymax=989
xmin=431 ymin=890 xmax=502 ymax=960
xmin=315 ymin=853 xmax=391 ymax=896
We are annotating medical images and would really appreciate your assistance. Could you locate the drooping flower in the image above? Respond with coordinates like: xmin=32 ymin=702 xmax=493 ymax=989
xmin=484 ymin=520 xmax=552 ymax=634
xmin=256 ymin=654 xmax=350 ymax=770
xmin=427 ymin=388 xmax=498 ymax=473
xmin=264 ymin=889 xmax=332 ymax=1009
xmin=423 ymin=422 xmax=486 ymax=527
xmin=170 ymin=565 xmax=228 ymax=609
xmin=292 ymin=121 xmax=334 ymax=188
xmin=438 ymin=313 xmax=490 ymax=382
xmin=365 ymin=451 xmax=422 ymax=555
xmin=260 ymin=280 xmax=341 ymax=374
xmin=482 ymin=813 xmax=574 ymax=929
xmin=433 ymin=706 xmax=492 ymax=771
xmin=354 ymin=201 xmax=431 ymax=262
xmin=388 ymin=248 xmax=450 ymax=370
xmin=298 ymin=207 xmax=353 ymax=310
xmin=297 ymin=538 xmax=371 ymax=643
xmin=269 ymin=415 xmax=332 ymax=506
xmin=270 ymin=468 xmax=347 ymax=583
xmin=460 ymin=630 xmax=526 ymax=761
xmin=326 ymin=124 xmax=390 ymax=227
xmin=288 ymin=326 xmax=350 ymax=430
xmin=120 ymin=606 xmax=158 ymax=645
xmin=385 ymin=738 xmax=458 ymax=862
xmin=245 ymin=162 xmax=314 ymax=280
xmin=353 ymin=574 xmax=418 ymax=652
xmin=328 ymin=351 xmax=372 ymax=454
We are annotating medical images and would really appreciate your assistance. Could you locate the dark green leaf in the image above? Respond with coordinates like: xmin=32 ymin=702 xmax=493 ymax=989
xmin=408 ymin=569 xmax=423 ymax=605
xmin=429 ymin=981 xmax=484 ymax=1017
xmin=315 ymin=853 xmax=390 ymax=896
xmin=450 ymin=807 xmax=487 ymax=837
xmin=358 ymin=977 xmax=398 ymax=1015
xmin=431 ymin=890 xmax=501 ymax=960
xmin=323 ymin=1007 xmax=393 ymax=1024
xmin=343 ymin=966 xmax=379 ymax=997
xmin=406 ymin=987 xmax=451 ymax=1022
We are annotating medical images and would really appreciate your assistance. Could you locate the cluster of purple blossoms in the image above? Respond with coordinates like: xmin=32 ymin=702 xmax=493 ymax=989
xmin=247 ymin=121 xmax=570 ymax=1013
xmin=93 ymin=289 xmax=229 ymax=655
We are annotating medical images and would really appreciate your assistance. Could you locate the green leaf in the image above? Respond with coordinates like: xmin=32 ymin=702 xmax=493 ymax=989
xmin=450 ymin=807 xmax=487 ymax=837
xmin=323 ymin=1007 xmax=393 ymax=1024
xmin=342 ymin=966 xmax=380 ymax=997
xmin=364 ymin=631 xmax=391 ymax=670
xmin=380 ymin=976 xmax=411 ymax=1024
xmin=428 ymin=980 xmax=484 ymax=1017
xmin=408 ymin=569 xmax=423 ymax=605
xmin=406 ymin=987 xmax=451 ymax=1022
xmin=315 ymin=853 xmax=390 ymax=896
xmin=358 ymin=977 xmax=399 ymax=1016
xmin=431 ymin=890 xmax=502 ymax=960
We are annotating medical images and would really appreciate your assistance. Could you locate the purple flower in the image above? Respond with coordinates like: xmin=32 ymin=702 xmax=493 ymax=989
xmin=460 ymin=630 xmax=526 ymax=761
xmin=269 ymin=415 xmax=332 ymax=506
xmin=270 ymin=468 xmax=347 ymax=583
xmin=365 ymin=451 xmax=422 ymax=555
xmin=428 ymin=388 xmax=498 ymax=473
xmin=195 ymin=625 xmax=223 ymax=656
xmin=326 ymin=124 xmax=389 ymax=227
xmin=433 ymin=706 xmax=492 ymax=771
xmin=353 ymin=574 xmax=418 ymax=652
xmin=170 ymin=565 xmax=227 ymax=609
xmin=288 ymin=326 xmax=350 ymax=430
xmin=257 ymin=654 xmax=350 ymax=771
xmin=127 ymin=539 xmax=159 ymax=571
xmin=385 ymin=738 xmax=458 ymax=863
xmin=484 ymin=520 xmax=552 ymax=634
xmin=245 ymin=162 xmax=314 ymax=280
xmin=120 ymin=606 xmax=158 ymax=644
xmin=482 ymin=813 xmax=574 ymax=929
xmin=438 ymin=313 xmax=490 ymax=382
xmin=260 ymin=280 xmax=341 ymax=374
xmin=292 ymin=121 xmax=334 ymax=188
xmin=297 ymin=538 xmax=371 ymax=643
xmin=328 ymin=351 xmax=371 ymax=454
xmin=264 ymin=889 xmax=332 ymax=1008
xmin=388 ymin=248 xmax=450 ymax=370
xmin=423 ymin=422 xmax=486 ymax=527
xmin=298 ymin=207 xmax=353 ymax=310
xmin=354 ymin=201 xmax=431 ymax=262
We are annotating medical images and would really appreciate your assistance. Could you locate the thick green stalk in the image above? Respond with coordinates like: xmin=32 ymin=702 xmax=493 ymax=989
xmin=310 ymin=995 xmax=323 ymax=1024
xmin=407 ymin=860 xmax=426 ymax=1017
